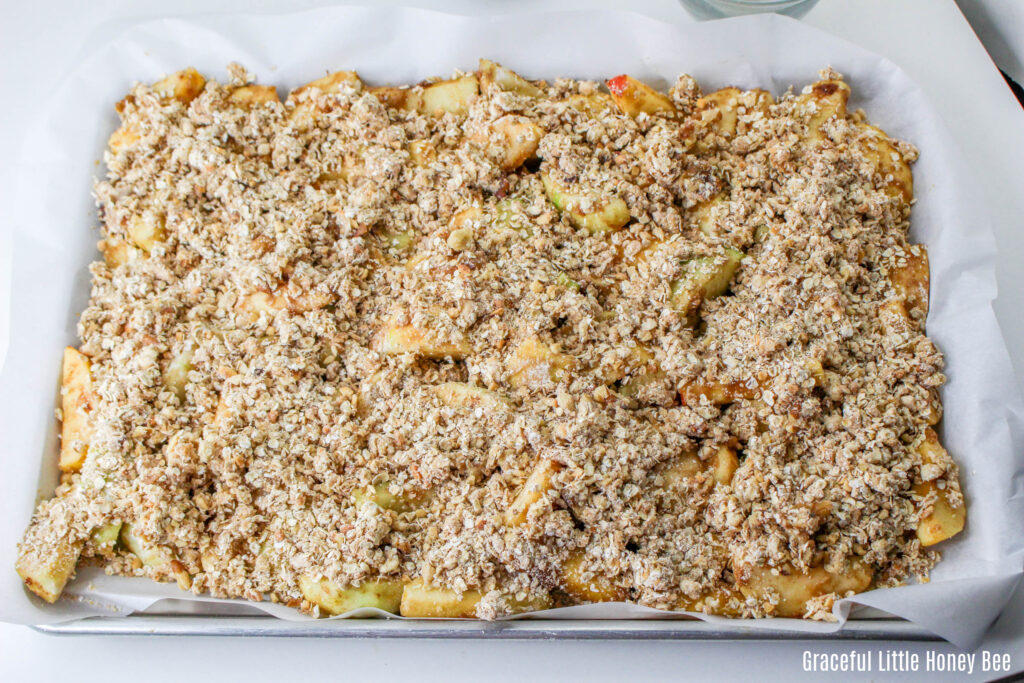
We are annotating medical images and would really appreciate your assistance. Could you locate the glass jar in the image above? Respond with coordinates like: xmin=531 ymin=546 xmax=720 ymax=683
xmin=678 ymin=0 xmax=819 ymax=20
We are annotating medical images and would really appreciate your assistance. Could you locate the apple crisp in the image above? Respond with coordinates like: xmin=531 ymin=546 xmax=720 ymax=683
xmin=15 ymin=61 xmax=965 ymax=620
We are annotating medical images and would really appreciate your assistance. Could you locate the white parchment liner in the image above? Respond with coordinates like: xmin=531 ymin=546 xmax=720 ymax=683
xmin=1 ymin=7 xmax=1021 ymax=649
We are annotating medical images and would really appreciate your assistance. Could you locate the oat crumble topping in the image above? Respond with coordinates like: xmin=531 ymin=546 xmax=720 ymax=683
xmin=15 ymin=62 xmax=964 ymax=620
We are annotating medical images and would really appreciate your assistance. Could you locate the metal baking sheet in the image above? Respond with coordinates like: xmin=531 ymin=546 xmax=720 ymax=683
xmin=9 ymin=7 xmax=1023 ymax=648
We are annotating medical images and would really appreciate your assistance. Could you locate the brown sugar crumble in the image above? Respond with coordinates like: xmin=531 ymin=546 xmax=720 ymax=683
xmin=15 ymin=62 xmax=965 ymax=621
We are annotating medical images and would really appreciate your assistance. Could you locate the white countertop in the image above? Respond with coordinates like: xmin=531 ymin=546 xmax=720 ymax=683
xmin=2 ymin=1 xmax=1023 ymax=680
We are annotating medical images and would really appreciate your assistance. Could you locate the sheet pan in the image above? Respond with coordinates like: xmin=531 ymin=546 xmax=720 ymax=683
xmin=3 ymin=6 xmax=1023 ymax=648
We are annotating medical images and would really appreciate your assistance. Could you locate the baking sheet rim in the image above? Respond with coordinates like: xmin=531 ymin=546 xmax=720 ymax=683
xmin=33 ymin=614 xmax=939 ymax=640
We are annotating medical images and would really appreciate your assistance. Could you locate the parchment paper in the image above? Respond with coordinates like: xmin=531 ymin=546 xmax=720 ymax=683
xmin=1 ymin=7 xmax=1021 ymax=649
